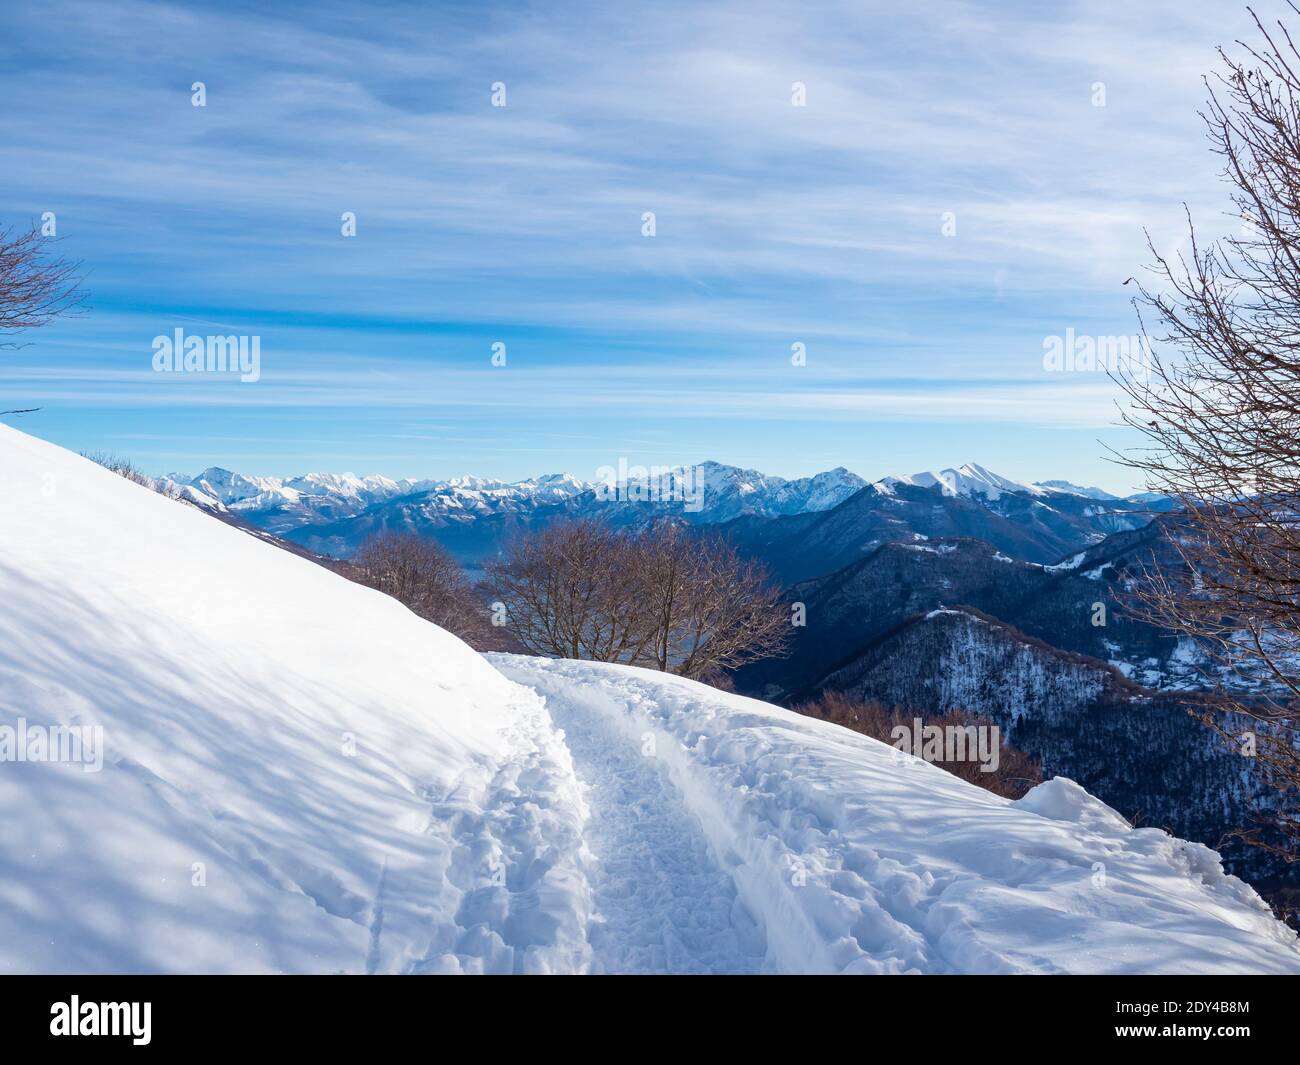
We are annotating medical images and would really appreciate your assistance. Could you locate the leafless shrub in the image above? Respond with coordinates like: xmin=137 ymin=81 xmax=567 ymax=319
xmin=81 ymin=450 xmax=159 ymax=490
xmin=1115 ymin=4 xmax=1300 ymax=860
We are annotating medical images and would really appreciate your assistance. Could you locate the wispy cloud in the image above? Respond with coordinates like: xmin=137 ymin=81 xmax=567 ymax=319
xmin=0 ymin=0 xmax=1257 ymax=487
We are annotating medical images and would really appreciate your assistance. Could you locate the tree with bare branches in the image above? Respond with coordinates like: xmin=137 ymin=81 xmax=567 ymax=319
xmin=634 ymin=521 xmax=790 ymax=681
xmin=350 ymin=532 xmax=504 ymax=650
xmin=1 ymin=222 xmax=83 ymax=415
xmin=485 ymin=519 xmax=659 ymax=663
xmin=1117 ymin=3 xmax=1300 ymax=861
xmin=0 ymin=224 xmax=83 ymax=349
xmin=486 ymin=518 xmax=789 ymax=681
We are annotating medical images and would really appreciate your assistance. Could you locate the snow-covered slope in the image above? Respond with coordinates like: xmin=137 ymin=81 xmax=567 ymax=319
xmin=1034 ymin=479 xmax=1120 ymax=501
xmin=493 ymin=657 xmax=1300 ymax=975
xmin=0 ymin=425 xmax=591 ymax=974
xmin=2 ymin=424 xmax=1297 ymax=974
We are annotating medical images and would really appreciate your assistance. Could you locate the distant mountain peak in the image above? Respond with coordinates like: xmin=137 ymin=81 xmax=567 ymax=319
xmin=1034 ymin=479 xmax=1120 ymax=501
xmin=876 ymin=463 xmax=1042 ymax=501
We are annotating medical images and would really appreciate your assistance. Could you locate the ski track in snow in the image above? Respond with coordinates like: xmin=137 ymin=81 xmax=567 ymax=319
xmin=542 ymin=683 xmax=767 ymax=974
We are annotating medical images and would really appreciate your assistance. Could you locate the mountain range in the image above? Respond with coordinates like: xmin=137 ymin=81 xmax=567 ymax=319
xmin=160 ymin=460 xmax=1164 ymax=567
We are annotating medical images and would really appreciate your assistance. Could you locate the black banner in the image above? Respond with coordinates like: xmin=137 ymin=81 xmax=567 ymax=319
xmin=1 ymin=975 xmax=1294 ymax=1052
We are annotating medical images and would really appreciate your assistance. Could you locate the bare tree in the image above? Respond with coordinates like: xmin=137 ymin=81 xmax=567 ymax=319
xmin=350 ymin=532 xmax=503 ymax=650
xmin=486 ymin=519 xmax=657 ymax=662
xmin=0 ymin=224 xmax=83 ymax=349
xmin=634 ymin=521 xmax=790 ymax=681
xmin=486 ymin=518 xmax=789 ymax=681
xmin=1116 ymin=4 xmax=1300 ymax=860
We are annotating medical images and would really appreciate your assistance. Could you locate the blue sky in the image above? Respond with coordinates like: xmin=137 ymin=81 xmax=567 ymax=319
xmin=0 ymin=0 xmax=1258 ymax=490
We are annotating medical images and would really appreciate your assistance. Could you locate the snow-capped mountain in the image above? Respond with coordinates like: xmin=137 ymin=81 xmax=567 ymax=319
xmin=4 ymin=422 xmax=1298 ymax=975
xmin=166 ymin=461 xmax=865 ymax=527
xmin=160 ymin=460 xmax=869 ymax=556
xmin=878 ymin=462 xmax=1049 ymax=501
xmin=877 ymin=465 xmax=1141 ymax=504
xmin=180 ymin=467 xmax=425 ymax=508
xmin=692 ymin=460 xmax=867 ymax=520
xmin=166 ymin=467 xmax=439 ymax=530
xmin=1034 ymin=479 xmax=1121 ymax=501
xmin=878 ymin=460 xmax=1060 ymax=501
xmin=154 ymin=459 xmax=1163 ymax=567
xmin=161 ymin=458 xmax=1152 ymax=565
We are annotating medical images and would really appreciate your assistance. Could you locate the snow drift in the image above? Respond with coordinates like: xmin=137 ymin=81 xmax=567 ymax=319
xmin=1 ymin=424 xmax=1298 ymax=974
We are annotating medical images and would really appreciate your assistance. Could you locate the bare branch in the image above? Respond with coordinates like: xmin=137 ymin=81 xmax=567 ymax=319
xmin=0 ymin=224 xmax=85 ymax=350
xmin=1114 ymin=7 xmax=1300 ymax=861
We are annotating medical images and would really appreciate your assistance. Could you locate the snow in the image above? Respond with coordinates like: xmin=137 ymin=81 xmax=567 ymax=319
xmin=2 ymin=423 xmax=1298 ymax=975
xmin=885 ymin=462 xmax=1045 ymax=501
xmin=1045 ymin=551 xmax=1088 ymax=572
xmin=900 ymin=542 xmax=958 ymax=555
xmin=495 ymin=655 xmax=1300 ymax=975
xmin=1035 ymin=480 xmax=1121 ymax=501
xmin=534 ymin=678 xmax=765 ymax=973
xmin=0 ymin=425 xmax=590 ymax=974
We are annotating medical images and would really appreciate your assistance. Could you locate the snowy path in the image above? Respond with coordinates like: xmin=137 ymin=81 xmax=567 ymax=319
xmin=491 ymin=654 xmax=1300 ymax=975
xmin=539 ymin=677 xmax=767 ymax=974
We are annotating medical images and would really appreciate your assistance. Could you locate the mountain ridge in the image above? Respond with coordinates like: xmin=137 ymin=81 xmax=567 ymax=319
xmin=158 ymin=459 xmax=1162 ymax=563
